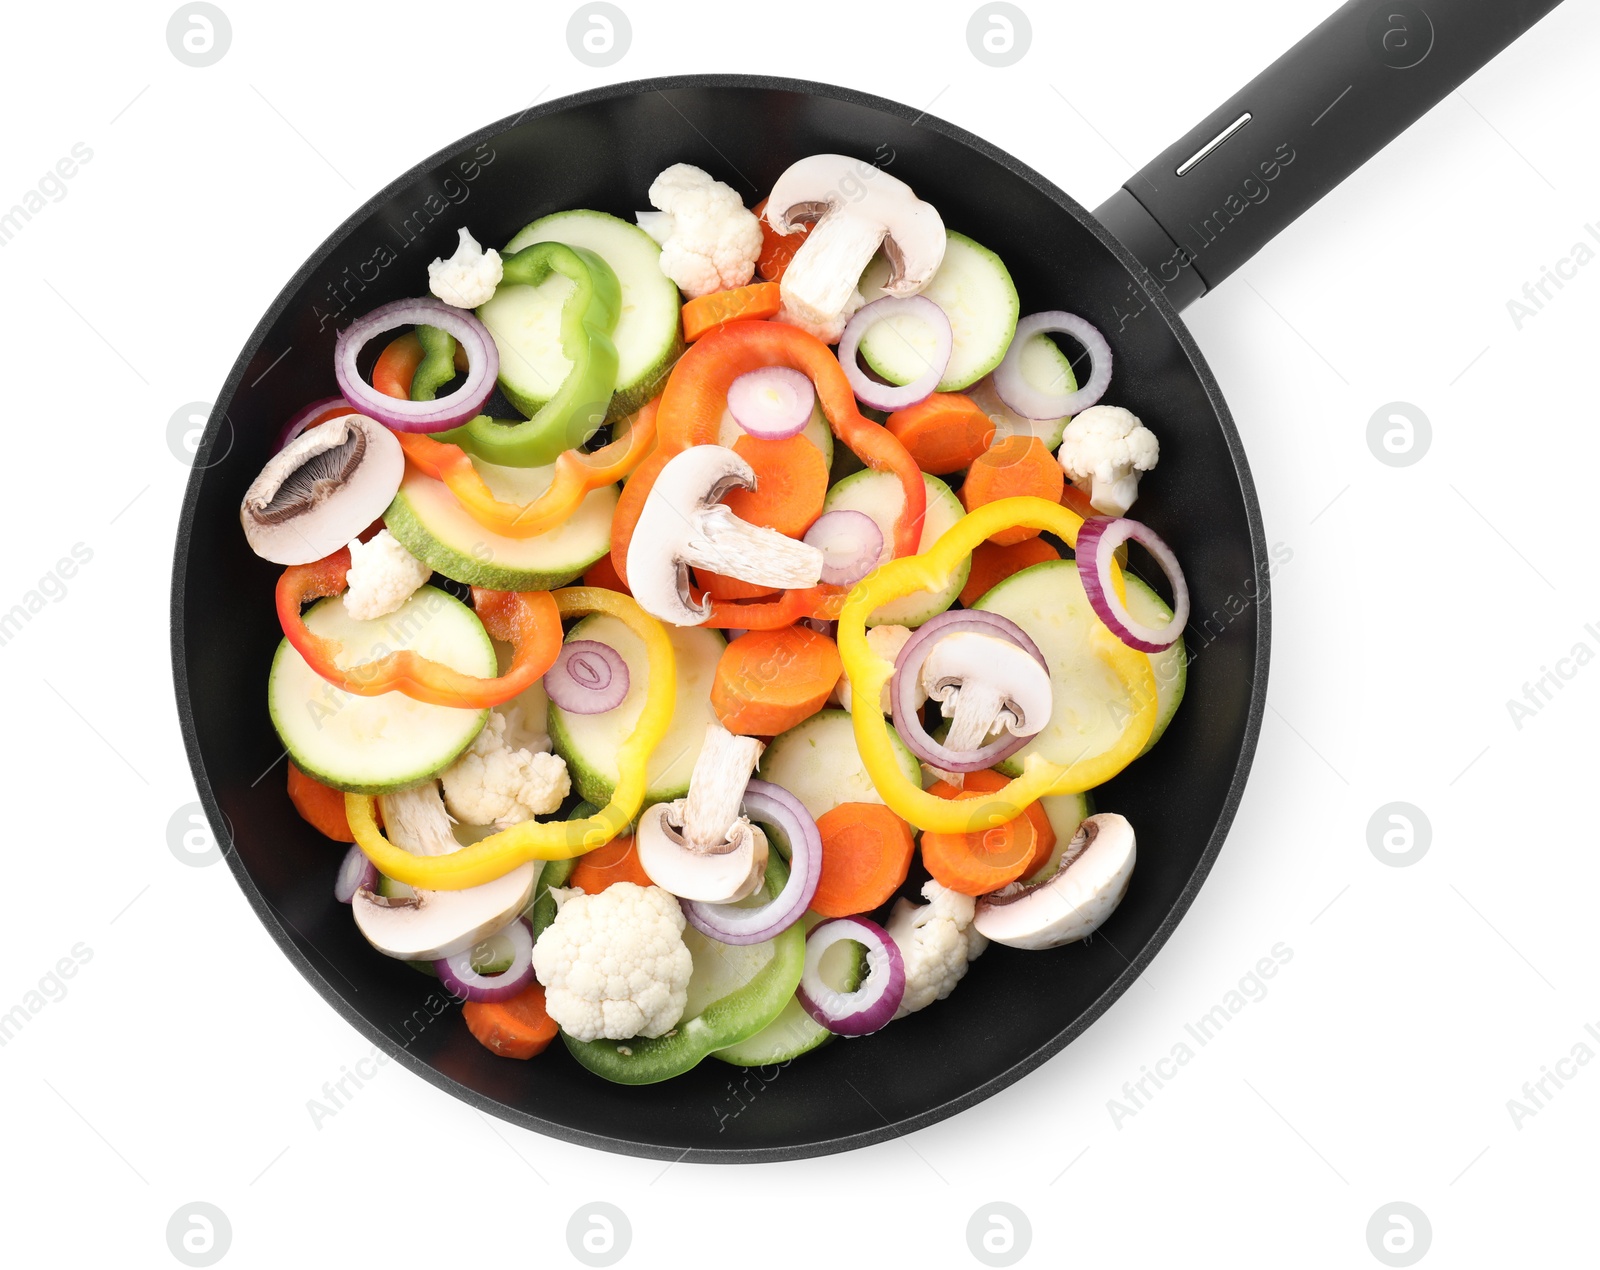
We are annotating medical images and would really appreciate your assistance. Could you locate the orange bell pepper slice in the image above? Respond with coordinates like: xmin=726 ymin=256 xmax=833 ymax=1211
xmin=275 ymin=548 xmax=561 ymax=709
xmin=697 ymin=583 xmax=847 ymax=630
xmin=390 ymin=398 xmax=659 ymax=540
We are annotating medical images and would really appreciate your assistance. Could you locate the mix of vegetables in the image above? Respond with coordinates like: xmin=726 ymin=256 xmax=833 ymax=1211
xmin=243 ymin=153 xmax=1191 ymax=1081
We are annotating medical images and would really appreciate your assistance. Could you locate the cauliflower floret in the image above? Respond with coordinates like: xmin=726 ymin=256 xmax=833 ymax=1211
xmin=441 ymin=710 xmax=570 ymax=827
xmin=1056 ymin=405 xmax=1159 ymax=517
xmin=342 ymin=530 xmax=432 ymax=621
xmin=776 ymin=288 xmax=865 ymax=345
xmin=886 ymin=880 xmax=988 ymax=1019
xmin=834 ymin=623 xmax=913 ymax=714
xmin=532 ymin=882 xmax=694 ymax=1041
xmin=642 ymin=164 xmax=763 ymax=299
xmin=427 ymin=227 xmax=503 ymax=308
xmin=500 ymin=690 xmax=551 ymax=756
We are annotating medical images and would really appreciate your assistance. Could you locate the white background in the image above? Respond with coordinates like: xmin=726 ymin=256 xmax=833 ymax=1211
xmin=2 ymin=0 xmax=1595 ymax=1265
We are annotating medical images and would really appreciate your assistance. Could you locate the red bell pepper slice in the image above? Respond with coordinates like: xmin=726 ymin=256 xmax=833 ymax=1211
xmin=275 ymin=548 xmax=561 ymax=709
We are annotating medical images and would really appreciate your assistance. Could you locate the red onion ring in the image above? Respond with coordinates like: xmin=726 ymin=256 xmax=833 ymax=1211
xmin=435 ymin=917 xmax=536 ymax=1002
xmin=728 ymin=367 xmax=815 ymax=440
xmin=837 ymin=295 xmax=952 ymax=412
xmin=545 ymin=640 xmax=630 ymax=714
xmin=797 ymin=917 xmax=905 ymax=1035
xmin=334 ymin=843 xmax=378 ymax=904
xmin=334 ymin=298 xmax=498 ymax=433
xmin=1077 ymin=517 xmax=1190 ymax=652
xmin=888 ymin=609 xmax=1049 ymax=772
xmin=803 ymin=509 xmax=884 ymax=588
xmin=993 ymin=312 xmax=1112 ymax=420
xmin=276 ymin=396 xmax=354 ymax=453
xmin=680 ymin=780 xmax=820 ymax=945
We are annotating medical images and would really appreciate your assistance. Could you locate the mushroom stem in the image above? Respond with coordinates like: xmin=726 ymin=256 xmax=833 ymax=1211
xmin=377 ymin=783 xmax=461 ymax=857
xmin=778 ymin=211 xmax=888 ymax=330
xmin=930 ymin=682 xmax=1007 ymax=789
xmin=680 ymin=504 xmax=823 ymax=591
xmin=672 ymin=722 xmax=765 ymax=854
xmin=626 ymin=446 xmax=827 ymax=627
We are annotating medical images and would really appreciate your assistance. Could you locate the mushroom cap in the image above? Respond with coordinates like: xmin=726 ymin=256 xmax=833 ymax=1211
xmin=972 ymin=813 xmax=1135 ymax=949
xmin=764 ymin=154 xmax=946 ymax=294
xmin=240 ymin=414 xmax=404 ymax=565
xmin=921 ymin=631 xmax=1053 ymax=737
xmin=625 ymin=445 xmax=825 ymax=627
xmin=351 ymin=861 xmax=538 ymax=961
xmin=635 ymin=802 xmax=769 ymax=904
xmin=626 ymin=445 xmax=756 ymax=626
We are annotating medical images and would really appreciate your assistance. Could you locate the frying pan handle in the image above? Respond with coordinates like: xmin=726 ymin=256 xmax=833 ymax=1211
xmin=1094 ymin=0 xmax=1563 ymax=311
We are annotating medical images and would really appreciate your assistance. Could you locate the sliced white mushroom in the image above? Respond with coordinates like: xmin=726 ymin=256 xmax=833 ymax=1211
xmin=350 ymin=780 xmax=537 ymax=960
xmin=635 ymin=722 xmax=768 ymax=903
xmin=351 ymin=866 xmax=536 ymax=961
xmin=626 ymin=445 xmax=824 ymax=626
xmin=922 ymin=631 xmax=1053 ymax=784
xmin=375 ymin=782 xmax=462 ymax=856
xmin=765 ymin=154 xmax=946 ymax=337
xmin=240 ymin=414 xmax=404 ymax=564
xmin=973 ymin=813 xmax=1136 ymax=950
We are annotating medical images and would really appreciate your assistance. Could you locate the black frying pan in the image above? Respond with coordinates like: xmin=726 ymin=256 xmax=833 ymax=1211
xmin=171 ymin=0 xmax=1559 ymax=1161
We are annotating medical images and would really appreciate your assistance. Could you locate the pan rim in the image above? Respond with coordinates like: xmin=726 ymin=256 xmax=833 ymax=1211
xmin=170 ymin=72 xmax=1270 ymax=1164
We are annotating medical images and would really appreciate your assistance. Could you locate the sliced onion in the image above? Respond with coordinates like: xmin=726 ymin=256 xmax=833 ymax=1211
xmin=837 ymin=295 xmax=952 ymax=412
xmin=1077 ymin=517 xmax=1190 ymax=652
xmin=276 ymin=396 xmax=354 ymax=453
xmin=334 ymin=297 xmax=498 ymax=433
xmin=334 ymin=843 xmax=378 ymax=904
xmin=728 ymin=367 xmax=815 ymax=440
xmin=993 ymin=312 xmax=1112 ymax=420
xmin=803 ymin=509 xmax=883 ymax=588
xmin=435 ymin=917 xmax=535 ymax=1002
xmin=797 ymin=917 xmax=905 ymax=1035
xmin=680 ymin=780 xmax=820 ymax=945
xmin=889 ymin=609 xmax=1049 ymax=772
xmin=545 ymin=640 xmax=630 ymax=714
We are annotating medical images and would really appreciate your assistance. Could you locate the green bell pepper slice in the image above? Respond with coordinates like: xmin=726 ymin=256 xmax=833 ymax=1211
xmin=409 ymin=324 xmax=459 ymax=402
xmin=561 ymin=850 xmax=806 ymax=1085
xmin=441 ymin=241 xmax=621 ymax=468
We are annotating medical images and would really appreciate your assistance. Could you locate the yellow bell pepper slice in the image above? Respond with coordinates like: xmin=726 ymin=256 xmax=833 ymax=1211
xmin=345 ymin=586 xmax=676 ymax=890
xmin=838 ymin=496 xmax=1158 ymax=835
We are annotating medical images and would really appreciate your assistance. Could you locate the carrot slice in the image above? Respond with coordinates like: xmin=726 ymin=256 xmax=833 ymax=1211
xmin=721 ymin=432 xmax=828 ymax=539
xmin=462 ymin=981 xmax=560 ymax=1059
xmin=582 ymin=551 xmax=631 ymax=596
xmin=939 ymin=770 xmax=1056 ymax=877
xmin=958 ymin=537 xmax=1061 ymax=608
xmin=960 ymin=436 xmax=1066 ymax=545
xmin=568 ymin=835 xmax=651 ymax=894
xmin=287 ymin=762 xmax=356 ymax=842
xmin=919 ymin=776 xmax=1041 ymax=896
xmin=712 ymin=625 xmax=842 ymax=736
xmin=1060 ymin=480 xmax=1099 ymax=521
xmin=885 ymin=393 xmax=996 ymax=475
xmin=695 ymin=569 xmax=779 ymax=602
xmin=753 ymin=198 xmax=811 ymax=283
xmin=682 ymin=282 xmax=782 ymax=341
xmin=812 ymin=802 xmax=916 ymax=918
